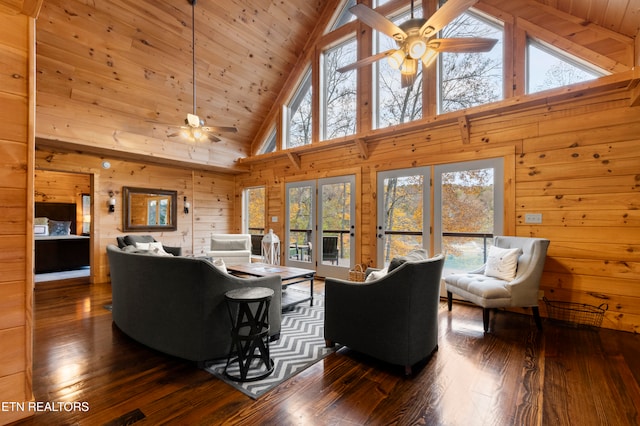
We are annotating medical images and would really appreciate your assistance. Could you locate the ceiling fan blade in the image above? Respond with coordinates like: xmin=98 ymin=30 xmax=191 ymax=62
xmin=337 ymin=49 xmax=397 ymax=73
xmin=420 ymin=0 xmax=479 ymax=37
xmin=201 ymin=125 xmax=238 ymax=133
xmin=428 ymin=37 xmax=498 ymax=53
xmin=350 ymin=4 xmax=407 ymax=41
xmin=207 ymin=134 xmax=221 ymax=143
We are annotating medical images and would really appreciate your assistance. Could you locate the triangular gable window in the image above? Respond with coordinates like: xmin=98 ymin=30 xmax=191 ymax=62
xmin=527 ymin=39 xmax=607 ymax=93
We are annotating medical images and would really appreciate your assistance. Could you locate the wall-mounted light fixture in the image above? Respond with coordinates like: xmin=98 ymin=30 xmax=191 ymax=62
xmin=108 ymin=191 xmax=116 ymax=213
xmin=184 ymin=196 xmax=190 ymax=214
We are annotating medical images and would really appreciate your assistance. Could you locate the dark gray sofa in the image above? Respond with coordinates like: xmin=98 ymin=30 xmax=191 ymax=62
xmin=324 ymin=254 xmax=444 ymax=374
xmin=106 ymin=244 xmax=282 ymax=362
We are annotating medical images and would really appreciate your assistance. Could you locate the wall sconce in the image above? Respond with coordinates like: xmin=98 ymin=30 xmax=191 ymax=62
xmin=184 ymin=196 xmax=190 ymax=214
xmin=108 ymin=191 xmax=116 ymax=213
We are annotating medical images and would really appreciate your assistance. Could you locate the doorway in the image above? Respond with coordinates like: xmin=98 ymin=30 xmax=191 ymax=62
xmin=285 ymin=175 xmax=356 ymax=279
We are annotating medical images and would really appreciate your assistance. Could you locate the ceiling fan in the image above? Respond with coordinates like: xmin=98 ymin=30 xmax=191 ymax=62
xmin=338 ymin=0 xmax=498 ymax=87
xmin=167 ymin=0 xmax=238 ymax=142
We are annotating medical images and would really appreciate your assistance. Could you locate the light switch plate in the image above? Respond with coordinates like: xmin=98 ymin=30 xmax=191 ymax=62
xmin=525 ymin=213 xmax=543 ymax=224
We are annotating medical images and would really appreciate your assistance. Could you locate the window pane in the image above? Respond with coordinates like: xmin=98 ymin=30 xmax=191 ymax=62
xmin=246 ymin=187 xmax=265 ymax=234
xmin=288 ymin=186 xmax=312 ymax=262
xmin=259 ymin=128 xmax=276 ymax=154
xmin=439 ymin=12 xmax=503 ymax=113
xmin=287 ymin=68 xmax=312 ymax=148
xmin=323 ymin=38 xmax=357 ymax=140
xmin=321 ymin=181 xmax=352 ymax=265
xmin=527 ymin=41 xmax=605 ymax=93
xmin=382 ymin=175 xmax=424 ymax=263
xmin=375 ymin=7 xmax=423 ymax=129
xmin=331 ymin=0 xmax=356 ymax=30
xmin=441 ymin=168 xmax=494 ymax=273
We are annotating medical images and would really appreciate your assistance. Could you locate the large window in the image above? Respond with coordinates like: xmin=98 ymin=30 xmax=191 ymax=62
xmin=286 ymin=67 xmax=312 ymax=148
xmin=527 ymin=39 xmax=607 ymax=93
xmin=439 ymin=10 xmax=503 ymax=113
xmin=374 ymin=5 xmax=423 ymax=129
xmin=322 ymin=38 xmax=357 ymax=140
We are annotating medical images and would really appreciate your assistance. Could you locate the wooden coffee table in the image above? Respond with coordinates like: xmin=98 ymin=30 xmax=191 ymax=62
xmin=226 ymin=262 xmax=316 ymax=310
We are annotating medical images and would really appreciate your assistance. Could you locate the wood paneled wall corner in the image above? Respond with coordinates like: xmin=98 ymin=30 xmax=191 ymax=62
xmin=0 ymin=10 xmax=34 ymax=426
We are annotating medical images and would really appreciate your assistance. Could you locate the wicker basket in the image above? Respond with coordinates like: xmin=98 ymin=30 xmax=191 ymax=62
xmin=543 ymin=297 xmax=608 ymax=328
xmin=349 ymin=264 xmax=366 ymax=282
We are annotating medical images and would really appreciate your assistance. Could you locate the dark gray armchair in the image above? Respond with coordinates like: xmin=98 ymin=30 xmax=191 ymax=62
xmin=324 ymin=254 xmax=444 ymax=375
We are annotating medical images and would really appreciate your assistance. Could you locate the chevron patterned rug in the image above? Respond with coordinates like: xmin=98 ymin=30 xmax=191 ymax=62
xmin=204 ymin=296 xmax=339 ymax=399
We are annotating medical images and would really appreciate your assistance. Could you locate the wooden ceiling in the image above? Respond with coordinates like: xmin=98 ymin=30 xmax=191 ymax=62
xmin=34 ymin=0 xmax=638 ymax=172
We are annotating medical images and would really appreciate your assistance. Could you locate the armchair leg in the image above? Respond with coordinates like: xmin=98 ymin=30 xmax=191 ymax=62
xmin=325 ymin=339 xmax=335 ymax=348
xmin=447 ymin=291 xmax=453 ymax=311
xmin=405 ymin=365 xmax=412 ymax=376
xmin=482 ymin=308 xmax=490 ymax=332
xmin=532 ymin=306 xmax=543 ymax=330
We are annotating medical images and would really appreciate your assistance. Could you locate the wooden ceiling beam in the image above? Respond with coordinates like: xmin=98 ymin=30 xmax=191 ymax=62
xmin=0 ymin=0 xmax=43 ymax=18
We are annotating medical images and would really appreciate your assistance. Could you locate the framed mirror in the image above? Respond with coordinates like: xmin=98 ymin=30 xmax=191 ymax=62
xmin=123 ymin=186 xmax=177 ymax=232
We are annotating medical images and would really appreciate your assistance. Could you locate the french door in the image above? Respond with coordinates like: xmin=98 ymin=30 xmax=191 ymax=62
xmin=376 ymin=167 xmax=430 ymax=267
xmin=285 ymin=175 xmax=355 ymax=279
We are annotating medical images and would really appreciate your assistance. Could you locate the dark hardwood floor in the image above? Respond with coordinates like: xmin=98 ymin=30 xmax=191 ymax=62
xmin=9 ymin=279 xmax=640 ymax=425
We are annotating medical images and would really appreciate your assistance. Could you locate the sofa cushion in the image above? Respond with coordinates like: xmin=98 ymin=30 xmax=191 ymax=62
xmin=388 ymin=248 xmax=429 ymax=273
xmin=210 ymin=238 xmax=247 ymax=251
xmin=124 ymin=235 xmax=155 ymax=246
xmin=485 ymin=246 xmax=521 ymax=281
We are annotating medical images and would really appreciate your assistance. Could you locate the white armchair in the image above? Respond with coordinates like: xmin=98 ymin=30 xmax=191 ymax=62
xmin=206 ymin=234 xmax=251 ymax=265
xmin=444 ymin=236 xmax=550 ymax=332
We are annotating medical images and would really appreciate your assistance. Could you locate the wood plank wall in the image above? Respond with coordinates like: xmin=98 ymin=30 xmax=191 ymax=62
xmin=236 ymin=87 xmax=640 ymax=333
xmin=34 ymin=149 xmax=236 ymax=283
xmin=0 ymin=12 xmax=34 ymax=426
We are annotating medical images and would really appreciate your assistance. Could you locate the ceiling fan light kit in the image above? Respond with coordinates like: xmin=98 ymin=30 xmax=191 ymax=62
xmin=343 ymin=0 xmax=497 ymax=87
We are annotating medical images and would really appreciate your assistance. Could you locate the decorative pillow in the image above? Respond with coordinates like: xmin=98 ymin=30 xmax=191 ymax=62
xmin=135 ymin=241 xmax=172 ymax=256
xmin=210 ymin=238 xmax=247 ymax=251
xmin=365 ymin=268 xmax=388 ymax=282
xmin=212 ymin=258 xmax=228 ymax=274
xmin=34 ymin=217 xmax=49 ymax=226
xmin=124 ymin=235 xmax=155 ymax=246
xmin=388 ymin=248 xmax=429 ymax=272
xmin=48 ymin=220 xmax=71 ymax=236
xmin=484 ymin=246 xmax=522 ymax=281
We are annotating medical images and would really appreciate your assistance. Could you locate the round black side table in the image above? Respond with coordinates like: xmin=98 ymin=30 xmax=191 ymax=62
xmin=224 ymin=287 xmax=275 ymax=382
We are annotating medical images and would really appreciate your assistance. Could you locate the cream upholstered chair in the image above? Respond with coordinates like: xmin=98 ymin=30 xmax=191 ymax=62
xmin=444 ymin=236 xmax=550 ymax=332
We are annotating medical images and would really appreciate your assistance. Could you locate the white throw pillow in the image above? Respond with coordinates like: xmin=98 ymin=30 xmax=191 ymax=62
xmin=484 ymin=246 xmax=521 ymax=281
xmin=212 ymin=258 xmax=227 ymax=274
xmin=365 ymin=268 xmax=388 ymax=282
xmin=136 ymin=241 xmax=172 ymax=256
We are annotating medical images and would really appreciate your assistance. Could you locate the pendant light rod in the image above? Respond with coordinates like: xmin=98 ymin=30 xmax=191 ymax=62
xmin=189 ymin=0 xmax=197 ymax=116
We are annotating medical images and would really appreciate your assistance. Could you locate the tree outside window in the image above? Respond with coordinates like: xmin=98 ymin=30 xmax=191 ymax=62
xmin=287 ymin=68 xmax=312 ymax=148
xmin=439 ymin=11 xmax=503 ymax=113
xmin=322 ymin=38 xmax=357 ymax=140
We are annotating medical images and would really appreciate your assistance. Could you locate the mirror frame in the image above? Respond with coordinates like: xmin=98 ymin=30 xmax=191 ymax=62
xmin=122 ymin=186 xmax=178 ymax=232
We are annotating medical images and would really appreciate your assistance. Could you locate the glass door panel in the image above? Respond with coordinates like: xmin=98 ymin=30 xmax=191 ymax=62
xmin=317 ymin=175 xmax=355 ymax=279
xmin=285 ymin=181 xmax=315 ymax=268
xmin=377 ymin=167 xmax=430 ymax=267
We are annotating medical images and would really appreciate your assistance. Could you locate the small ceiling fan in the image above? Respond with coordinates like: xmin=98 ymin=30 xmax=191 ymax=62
xmin=338 ymin=0 xmax=498 ymax=87
xmin=168 ymin=0 xmax=238 ymax=142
